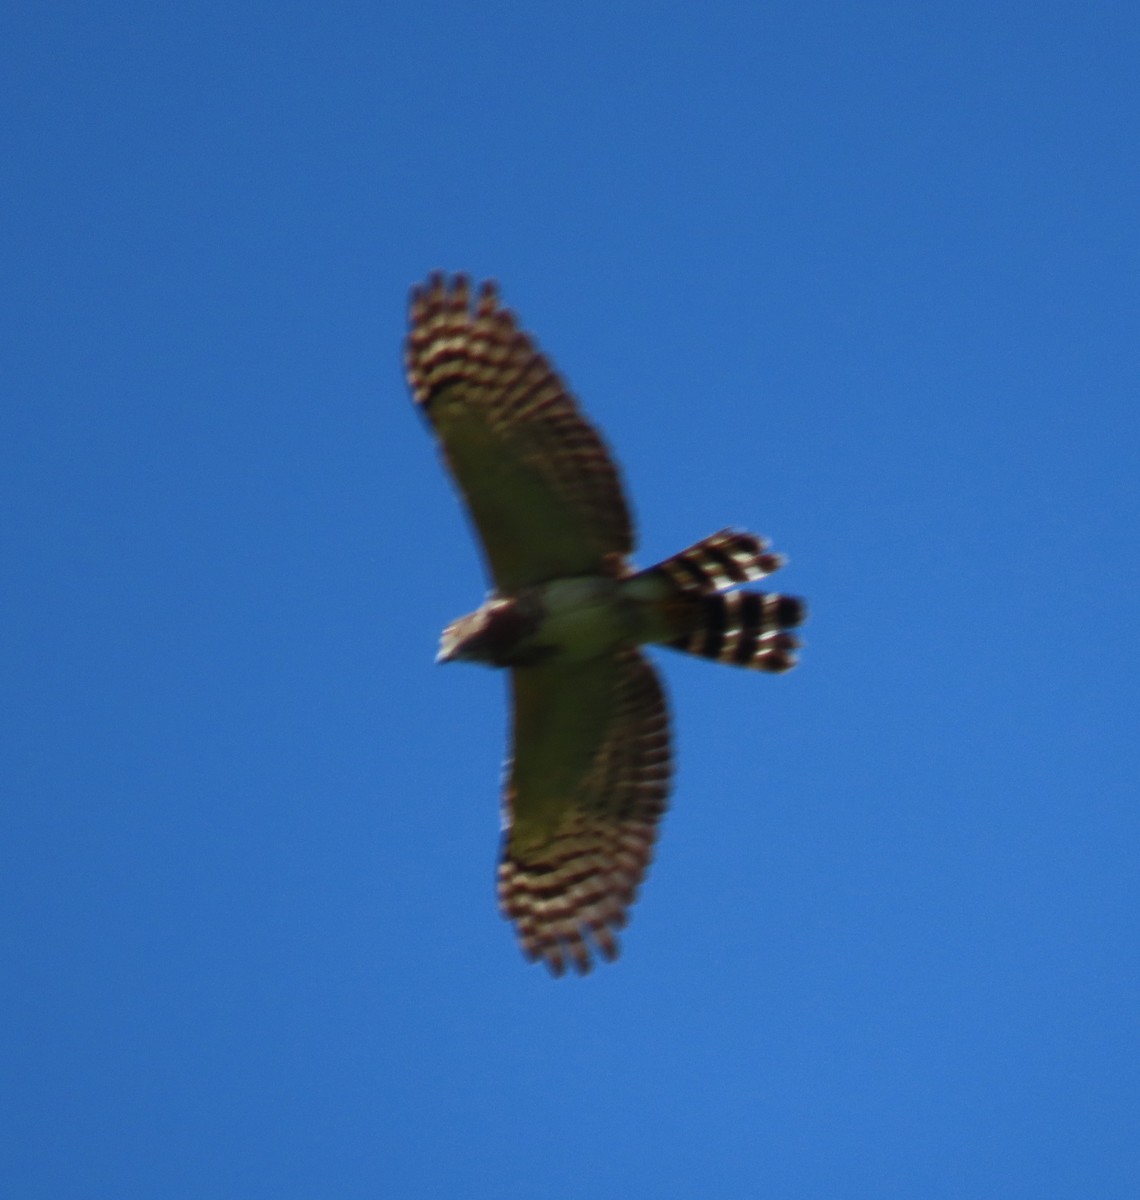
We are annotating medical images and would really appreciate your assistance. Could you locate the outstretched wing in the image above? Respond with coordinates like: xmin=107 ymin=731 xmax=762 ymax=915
xmin=498 ymin=649 xmax=671 ymax=975
xmin=405 ymin=273 xmax=634 ymax=591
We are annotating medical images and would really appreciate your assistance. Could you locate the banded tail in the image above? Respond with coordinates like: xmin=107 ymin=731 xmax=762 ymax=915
xmin=635 ymin=529 xmax=806 ymax=673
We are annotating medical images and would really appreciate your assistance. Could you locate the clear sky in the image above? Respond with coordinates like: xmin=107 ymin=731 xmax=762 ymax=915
xmin=4 ymin=2 xmax=1138 ymax=1197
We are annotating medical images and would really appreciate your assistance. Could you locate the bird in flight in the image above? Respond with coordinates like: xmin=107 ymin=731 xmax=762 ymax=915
xmin=405 ymin=273 xmax=806 ymax=975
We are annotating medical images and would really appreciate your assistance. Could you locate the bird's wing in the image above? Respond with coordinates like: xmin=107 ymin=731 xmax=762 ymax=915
xmin=498 ymin=648 xmax=671 ymax=975
xmin=405 ymin=273 xmax=634 ymax=591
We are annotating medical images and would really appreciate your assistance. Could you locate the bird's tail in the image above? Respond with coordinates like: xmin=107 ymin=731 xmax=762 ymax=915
xmin=631 ymin=529 xmax=806 ymax=673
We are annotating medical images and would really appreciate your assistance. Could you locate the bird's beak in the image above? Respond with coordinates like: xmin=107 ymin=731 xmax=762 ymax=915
xmin=436 ymin=638 xmax=460 ymax=664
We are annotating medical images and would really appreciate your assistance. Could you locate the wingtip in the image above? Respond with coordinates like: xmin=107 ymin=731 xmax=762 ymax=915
xmin=409 ymin=271 xmax=500 ymax=315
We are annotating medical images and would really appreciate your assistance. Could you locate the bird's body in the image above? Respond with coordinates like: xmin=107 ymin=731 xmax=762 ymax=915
xmin=405 ymin=273 xmax=806 ymax=975
xmin=440 ymin=575 xmax=637 ymax=668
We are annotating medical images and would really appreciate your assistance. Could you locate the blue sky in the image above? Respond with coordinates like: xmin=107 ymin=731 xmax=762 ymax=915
xmin=4 ymin=2 xmax=1138 ymax=1196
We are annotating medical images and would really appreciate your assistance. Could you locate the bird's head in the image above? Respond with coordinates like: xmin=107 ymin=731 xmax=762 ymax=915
xmin=436 ymin=597 xmax=537 ymax=666
xmin=437 ymin=610 xmax=486 ymax=664
xmin=436 ymin=600 xmax=511 ymax=664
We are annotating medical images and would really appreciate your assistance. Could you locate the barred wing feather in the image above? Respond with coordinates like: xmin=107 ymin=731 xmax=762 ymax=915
xmin=405 ymin=273 xmax=634 ymax=590
xmin=499 ymin=649 xmax=671 ymax=975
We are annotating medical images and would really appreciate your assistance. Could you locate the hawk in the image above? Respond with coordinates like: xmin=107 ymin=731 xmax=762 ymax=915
xmin=405 ymin=273 xmax=806 ymax=975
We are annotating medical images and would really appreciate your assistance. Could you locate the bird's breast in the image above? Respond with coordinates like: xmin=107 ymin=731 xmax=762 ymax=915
xmin=525 ymin=575 xmax=636 ymax=662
